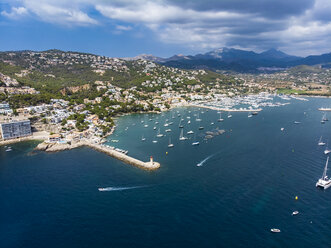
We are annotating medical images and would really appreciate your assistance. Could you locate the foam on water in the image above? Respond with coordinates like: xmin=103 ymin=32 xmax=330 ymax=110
xmin=98 ymin=185 xmax=148 ymax=192
xmin=196 ymin=153 xmax=216 ymax=167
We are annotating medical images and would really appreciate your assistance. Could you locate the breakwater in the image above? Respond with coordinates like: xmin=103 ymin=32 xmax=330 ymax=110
xmin=36 ymin=141 xmax=160 ymax=170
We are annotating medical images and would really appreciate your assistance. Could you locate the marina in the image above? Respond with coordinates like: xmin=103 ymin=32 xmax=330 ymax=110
xmin=1 ymin=96 xmax=331 ymax=248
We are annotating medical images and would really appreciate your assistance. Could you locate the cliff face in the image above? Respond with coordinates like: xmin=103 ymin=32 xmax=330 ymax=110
xmin=60 ymin=84 xmax=91 ymax=95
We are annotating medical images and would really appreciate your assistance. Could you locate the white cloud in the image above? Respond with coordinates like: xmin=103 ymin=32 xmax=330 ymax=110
xmin=1 ymin=6 xmax=28 ymax=19
xmin=1 ymin=0 xmax=331 ymax=55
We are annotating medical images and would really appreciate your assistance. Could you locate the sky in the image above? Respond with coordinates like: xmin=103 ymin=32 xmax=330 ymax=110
xmin=1 ymin=0 xmax=331 ymax=58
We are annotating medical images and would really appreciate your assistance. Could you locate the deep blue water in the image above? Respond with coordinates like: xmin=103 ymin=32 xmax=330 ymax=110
xmin=1 ymin=97 xmax=331 ymax=248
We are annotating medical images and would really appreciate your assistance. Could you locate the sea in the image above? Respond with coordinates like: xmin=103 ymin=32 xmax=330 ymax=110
xmin=0 ymin=96 xmax=330 ymax=248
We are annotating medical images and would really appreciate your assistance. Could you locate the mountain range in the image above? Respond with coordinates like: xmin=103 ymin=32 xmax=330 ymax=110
xmin=131 ymin=48 xmax=331 ymax=72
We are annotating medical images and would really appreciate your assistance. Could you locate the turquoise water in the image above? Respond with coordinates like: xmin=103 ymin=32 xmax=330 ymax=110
xmin=1 ymin=97 xmax=330 ymax=248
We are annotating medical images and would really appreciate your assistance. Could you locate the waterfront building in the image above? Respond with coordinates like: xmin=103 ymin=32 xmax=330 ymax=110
xmin=0 ymin=120 xmax=32 ymax=140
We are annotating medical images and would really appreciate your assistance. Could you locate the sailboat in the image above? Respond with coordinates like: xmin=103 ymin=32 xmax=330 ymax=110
xmin=168 ymin=137 xmax=174 ymax=148
xmin=318 ymin=136 xmax=326 ymax=146
xmin=248 ymin=112 xmax=253 ymax=118
xmin=156 ymin=128 xmax=164 ymax=137
xmin=321 ymin=115 xmax=325 ymax=124
xmin=217 ymin=112 xmax=224 ymax=122
xmin=196 ymin=113 xmax=202 ymax=122
xmin=316 ymin=156 xmax=331 ymax=189
xmin=227 ymin=112 xmax=232 ymax=118
xmin=141 ymin=135 xmax=146 ymax=141
xmin=179 ymin=129 xmax=188 ymax=141
xmin=179 ymin=119 xmax=184 ymax=128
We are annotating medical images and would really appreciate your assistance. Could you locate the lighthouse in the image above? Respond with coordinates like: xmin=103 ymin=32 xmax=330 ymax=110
xmin=150 ymin=156 xmax=154 ymax=165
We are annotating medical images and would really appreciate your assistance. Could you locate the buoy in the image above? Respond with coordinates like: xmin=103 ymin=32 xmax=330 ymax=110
xmin=295 ymin=196 xmax=298 ymax=200
xmin=166 ymin=152 xmax=168 ymax=155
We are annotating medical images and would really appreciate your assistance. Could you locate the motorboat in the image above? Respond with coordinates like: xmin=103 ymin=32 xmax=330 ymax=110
xmin=192 ymin=142 xmax=200 ymax=146
xmin=270 ymin=229 xmax=281 ymax=233
xmin=187 ymin=130 xmax=194 ymax=134
xmin=292 ymin=211 xmax=299 ymax=216
xmin=165 ymin=129 xmax=172 ymax=132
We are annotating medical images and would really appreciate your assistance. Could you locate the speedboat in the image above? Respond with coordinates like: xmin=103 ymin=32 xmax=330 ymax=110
xmin=281 ymin=128 xmax=284 ymax=131
xmin=144 ymin=124 xmax=148 ymax=128
xmin=152 ymin=140 xmax=158 ymax=143
xmin=192 ymin=142 xmax=200 ymax=146
xmin=324 ymin=148 xmax=331 ymax=155
xmin=165 ymin=129 xmax=172 ymax=132
xmin=270 ymin=229 xmax=281 ymax=233
xmin=292 ymin=211 xmax=299 ymax=216
xmin=199 ymin=126 xmax=204 ymax=130
xmin=316 ymin=156 xmax=331 ymax=190
xmin=187 ymin=130 xmax=194 ymax=134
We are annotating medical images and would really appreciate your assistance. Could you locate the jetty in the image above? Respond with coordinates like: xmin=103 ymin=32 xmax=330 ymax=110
xmin=88 ymin=143 xmax=160 ymax=170
xmin=36 ymin=141 xmax=160 ymax=170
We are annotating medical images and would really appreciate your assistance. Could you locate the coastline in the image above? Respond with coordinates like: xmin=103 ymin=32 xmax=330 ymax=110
xmin=0 ymin=131 xmax=49 ymax=146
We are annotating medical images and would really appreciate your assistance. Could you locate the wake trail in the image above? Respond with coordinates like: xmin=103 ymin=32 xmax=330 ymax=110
xmin=98 ymin=185 xmax=148 ymax=192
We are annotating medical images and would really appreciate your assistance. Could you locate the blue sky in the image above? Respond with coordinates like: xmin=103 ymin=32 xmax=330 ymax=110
xmin=1 ymin=0 xmax=331 ymax=57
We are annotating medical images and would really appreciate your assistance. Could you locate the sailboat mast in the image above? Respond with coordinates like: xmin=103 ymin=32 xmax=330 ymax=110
xmin=323 ymin=156 xmax=329 ymax=179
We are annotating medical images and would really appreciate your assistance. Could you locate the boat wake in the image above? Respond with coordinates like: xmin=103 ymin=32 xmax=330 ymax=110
xmin=197 ymin=154 xmax=215 ymax=167
xmin=98 ymin=185 xmax=148 ymax=192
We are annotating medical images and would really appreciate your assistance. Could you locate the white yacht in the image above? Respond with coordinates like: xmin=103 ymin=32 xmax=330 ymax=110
xmin=316 ymin=156 xmax=331 ymax=189
xmin=227 ymin=112 xmax=232 ymax=118
xmin=153 ymin=126 xmax=157 ymax=130
xmin=292 ymin=211 xmax=299 ymax=216
xmin=187 ymin=120 xmax=191 ymax=124
xmin=144 ymin=124 xmax=148 ymax=128
xmin=270 ymin=229 xmax=281 ymax=233
xmin=187 ymin=130 xmax=194 ymax=134
xmin=318 ymin=136 xmax=326 ymax=146
xmin=168 ymin=138 xmax=174 ymax=148
xmin=325 ymin=147 xmax=331 ymax=155
xmin=248 ymin=112 xmax=253 ymax=118
xmin=165 ymin=129 xmax=172 ymax=132
xmin=141 ymin=135 xmax=146 ymax=141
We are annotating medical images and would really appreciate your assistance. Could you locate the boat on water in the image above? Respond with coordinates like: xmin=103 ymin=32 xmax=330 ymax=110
xmin=210 ymin=122 xmax=214 ymax=125
xmin=270 ymin=229 xmax=281 ymax=233
xmin=281 ymin=128 xmax=285 ymax=131
xmin=144 ymin=124 xmax=149 ymax=128
xmin=179 ymin=129 xmax=188 ymax=141
xmin=292 ymin=211 xmax=299 ymax=216
xmin=111 ymin=140 xmax=119 ymax=143
xmin=156 ymin=128 xmax=164 ymax=138
xmin=168 ymin=138 xmax=174 ymax=148
xmin=187 ymin=120 xmax=191 ymax=124
xmin=316 ymin=156 xmax=331 ymax=190
xmin=164 ymin=123 xmax=169 ymax=127
xmin=318 ymin=136 xmax=326 ymax=146
xmin=165 ymin=129 xmax=172 ymax=132
xmin=196 ymin=113 xmax=202 ymax=122
xmin=199 ymin=126 xmax=204 ymax=130
xmin=227 ymin=112 xmax=232 ymax=118
xmin=152 ymin=140 xmax=158 ymax=143
xmin=141 ymin=135 xmax=146 ymax=141
xmin=252 ymin=111 xmax=258 ymax=115
xmin=294 ymin=121 xmax=301 ymax=124
xmin=324 ymin=147 xmax=331 ymax=155
xmin=217 ymin=112 xmax=224 ymax=122
xmin=321 ymin=114 xmax=328 ymax=124
xmin=179 ymin=119 xmax=184 ymax=128
xmin=153 ymin=126 xmax=157 ymax=130
xmin=155 ymin=121 xmax=159 ymax=125
xmin=187 ymin=130 xmax=194 ymax=134
xmin=5 ymin=147 xmax=12 ymax=152
xmin=248 ymin=112 xmax=253 ymax=118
